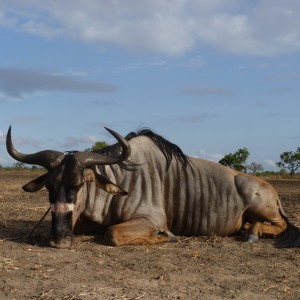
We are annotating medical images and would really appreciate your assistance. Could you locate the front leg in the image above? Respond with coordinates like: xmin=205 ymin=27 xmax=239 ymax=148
xmin=105 ymin=217 xmax=177 ymax=246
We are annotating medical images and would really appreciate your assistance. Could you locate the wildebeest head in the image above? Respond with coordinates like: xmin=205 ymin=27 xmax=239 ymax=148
xmin=6 ymin=126 xmax=130 ymax=249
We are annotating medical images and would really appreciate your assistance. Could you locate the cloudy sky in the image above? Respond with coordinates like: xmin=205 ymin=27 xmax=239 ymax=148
xmin=0 ymin=0 xmax=300 ymax=170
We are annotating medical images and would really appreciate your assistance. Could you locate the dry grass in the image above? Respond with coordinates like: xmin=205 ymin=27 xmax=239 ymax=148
xmin=0 ymin=257 xmax=18 ymax=271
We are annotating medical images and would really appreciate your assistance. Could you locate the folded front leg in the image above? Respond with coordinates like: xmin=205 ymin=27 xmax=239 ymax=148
xmin=105 ymin=217 xmax=177 ymax=246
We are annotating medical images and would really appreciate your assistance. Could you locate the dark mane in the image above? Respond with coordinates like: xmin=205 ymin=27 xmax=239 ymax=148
xmin=94 ymin=128 xmax=190 ymax=171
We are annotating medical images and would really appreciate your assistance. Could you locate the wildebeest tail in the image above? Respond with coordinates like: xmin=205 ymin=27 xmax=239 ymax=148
xmin=275 ymin=198 xmax=300 ymax=248
xmin=275 ymin=223 xmax=300 ymax=248
xmin=275 ymin=201 xmax=300 ymax=248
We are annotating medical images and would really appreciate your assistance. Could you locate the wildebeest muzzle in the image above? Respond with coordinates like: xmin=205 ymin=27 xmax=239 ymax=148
xmin=50 ymin=203 xmax=74 ymax=249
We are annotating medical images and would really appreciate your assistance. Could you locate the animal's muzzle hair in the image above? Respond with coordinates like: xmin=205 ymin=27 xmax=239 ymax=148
xmin=50 ymin=203 xmax=74 ymax=214
xmin=50 ymin=210 xmax=74 ymax=249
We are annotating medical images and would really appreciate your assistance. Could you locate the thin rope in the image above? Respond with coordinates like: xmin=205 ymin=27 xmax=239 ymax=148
xmin=26 ymin=206 xmax=51 ymax=238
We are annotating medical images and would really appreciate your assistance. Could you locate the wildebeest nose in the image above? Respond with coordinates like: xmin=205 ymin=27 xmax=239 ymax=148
xmin=49 ymin=235 xmax=73 ymax=249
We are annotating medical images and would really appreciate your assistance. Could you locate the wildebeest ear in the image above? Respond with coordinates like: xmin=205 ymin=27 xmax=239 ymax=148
xmin=22 ymin=174 xmax=47 ymax=192
xmin=94 ymin=173 xmax=127 ymax=196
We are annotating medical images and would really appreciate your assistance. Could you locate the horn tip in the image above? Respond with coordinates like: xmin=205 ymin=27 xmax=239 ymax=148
xmin=7 ymin=125 xmax=12 ymax=142
xmin=104 ymin=127 xmax=116 ymax=135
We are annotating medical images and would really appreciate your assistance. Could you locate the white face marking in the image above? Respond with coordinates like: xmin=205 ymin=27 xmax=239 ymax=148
xmin=51 ymin=203 xmax=74 ymax=214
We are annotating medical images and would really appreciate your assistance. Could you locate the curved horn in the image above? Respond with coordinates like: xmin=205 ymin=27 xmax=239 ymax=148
xmin=6 ymin=126 xmax=65 ymax=170
xmin=75 ymin=127 xmax=131 ymax=168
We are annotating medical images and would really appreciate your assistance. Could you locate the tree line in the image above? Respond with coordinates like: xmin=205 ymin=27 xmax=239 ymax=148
xmin=219 ymin=147 xmax=300 ymax=177
xmin=1 ymin=141 xmax=300 ymax=177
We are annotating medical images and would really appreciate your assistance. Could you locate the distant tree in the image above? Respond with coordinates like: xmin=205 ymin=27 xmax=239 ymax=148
xmin=14 ymin=162 xmax=26 ymax=169
xmin=247 ymin=162 xmax=264 ymax=175
xmin=276 ymin=147 xmax=300 ymax=177
xmin=85 ymin=141 xmax=109 ymax=152
xmin=261 ymin=170 xmax=276 ymax=176
xmin=219 ymin=148 xmax=250 ymax=172
xmin=278 ymin=168 xmax=288 ymax=177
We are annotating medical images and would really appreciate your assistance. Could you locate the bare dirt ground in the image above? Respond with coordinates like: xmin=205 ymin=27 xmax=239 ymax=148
xmin=0 ymin=171 xmax=299 ymax=300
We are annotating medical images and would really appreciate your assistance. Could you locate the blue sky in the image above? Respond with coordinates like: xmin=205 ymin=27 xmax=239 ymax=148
xmin=0 ymin=0 xmax=300 ymax=170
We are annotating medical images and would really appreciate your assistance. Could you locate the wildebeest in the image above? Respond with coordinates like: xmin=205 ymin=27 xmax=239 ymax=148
xmin=6 ymin=126 xmax=300 ymax=248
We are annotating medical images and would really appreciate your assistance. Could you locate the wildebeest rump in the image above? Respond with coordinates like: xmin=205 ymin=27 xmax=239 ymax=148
xmin=6 ymin=126 xmax=300 ymax=248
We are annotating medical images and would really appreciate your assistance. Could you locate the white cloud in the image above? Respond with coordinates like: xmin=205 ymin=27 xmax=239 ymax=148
xmin=0 ymin=129 xmax=12 ymax=166
xmin=59 ymin=135 xmax=98 ymax=149
xmin=0 ymin=155 xmax=10 ymax=166
xmin=178 ymin=55 xmax=207 ymax=69
xmin=0 ymin=10 xmax=17 ymax=27
xmin=112 ymin=58 xmax=168 ymax=74
xmin=20 ymin=20 xmax=63 ymax=38
xmin=195 ymin=149 xmax=223 ymax=163
xmin=0 ymin=130 xmax=4 ymax=144
xmin=82 ymin=135 xmax=98 ymax=144
xmin=1 ymin=0 xmax=300 ymax=56
xmin=264 ymin=159 xmax=277 ymax=168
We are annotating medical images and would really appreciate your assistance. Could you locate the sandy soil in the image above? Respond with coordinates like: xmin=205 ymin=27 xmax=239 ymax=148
xmin=0 ymin=171 xmax=299 ymax=300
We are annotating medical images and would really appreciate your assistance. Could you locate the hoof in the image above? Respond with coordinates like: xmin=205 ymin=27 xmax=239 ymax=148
xmin=247 ymin=233 xmax=259 ymax=243
xmin=168 ymin=232 xmax=178 ymax=243
xmin=161 ymin=230 xmax=177 ymax=242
